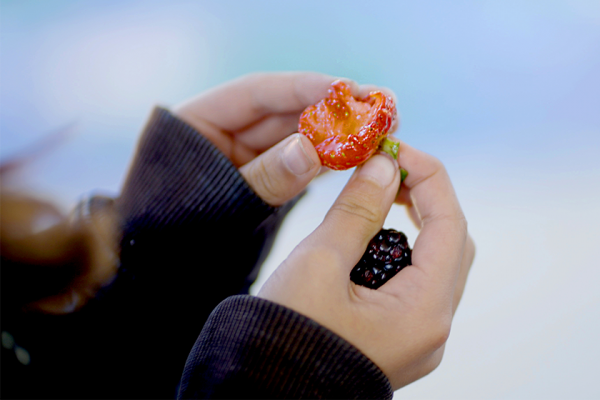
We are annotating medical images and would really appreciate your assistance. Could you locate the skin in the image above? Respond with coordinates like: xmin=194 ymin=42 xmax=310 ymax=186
xmin=172 ymin=72 xmax=475 ymax=390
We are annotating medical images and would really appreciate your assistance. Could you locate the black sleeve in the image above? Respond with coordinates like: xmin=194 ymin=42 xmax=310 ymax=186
xmin=84 ymin=107 xmax=301 ymax=398
xmin=177 ymin=295 xmax=394 ymax=399
xmin=115 ymin=107 xmax=298 ymax=297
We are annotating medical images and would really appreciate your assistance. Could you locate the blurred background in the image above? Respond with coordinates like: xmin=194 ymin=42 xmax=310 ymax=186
xmin=1 ymin=0 xmax=598 ymax=398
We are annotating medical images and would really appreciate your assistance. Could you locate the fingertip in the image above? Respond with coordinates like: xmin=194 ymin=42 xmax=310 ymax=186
xmin=240 ymin=133 xmax=321 ymax=206
xmin=390 ymin=108 xmax=401 ymax=133
xmin=356 ymin=84 xmax=398 ymax=106
xmin=295 ymin=72 xmax=340 ymax=105
xmin=356 ymin=153 xmax=398 ymax=189
xmin=355 ymin=84 xmax=400 ymax=133
xmin=334 ymin=77 xmax=360 ymax=97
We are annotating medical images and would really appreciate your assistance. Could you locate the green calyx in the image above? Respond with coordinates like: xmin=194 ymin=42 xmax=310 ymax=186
xmin=378 ymin=137 xmax=408 ymax=196
xmin=397 ymin=167 xmax=409 ymax=197
xmin=379 ymin=136 xmax=400 ymax=160
xmin=400 ymin=168 xmax=408 ymax=183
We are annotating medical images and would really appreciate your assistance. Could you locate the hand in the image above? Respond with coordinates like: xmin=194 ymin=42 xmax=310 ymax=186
xmin=257 ymin=141 xmax=475 ymax=390
xmin=173 ymin=72 xmax=398 ymax=206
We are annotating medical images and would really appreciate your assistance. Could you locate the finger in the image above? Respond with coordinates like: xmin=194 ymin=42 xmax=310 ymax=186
xmin=452 ymin=234 xmax=475 ymax=314
xmin=236 ymin=112 xmax=302 ymax=152
xmin=357 ymin=84 xmax=397 ymax=104
xmin=239 ymin=133 xmax=321 ymax=206
xmin=395 ymin=185 xmax=422 ymax=229
xmin=173 ymin=72 xmax=338 ymax=132
xmin=358 ymin=85 xmax=400 ymax=134
xmin=317 ymin=165 xmax=331 ymax=176
xmin=165 ymin=113 xmax=258 ymax=167
xmin=309 ymin=153 xmax=400 ymax=271
xmin=406 ymin=205 xmax=421 ymax=229
xmin=397 ymin=142 xmax=467 ymax=291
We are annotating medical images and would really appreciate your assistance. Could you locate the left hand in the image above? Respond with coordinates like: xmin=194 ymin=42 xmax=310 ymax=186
xmin=173 ymin=72 xmax=397 ymax=206
xmin=257 ymin=143 xmax=475 ymax=390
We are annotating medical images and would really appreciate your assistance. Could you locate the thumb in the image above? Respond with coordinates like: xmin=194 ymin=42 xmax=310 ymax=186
xmin=310 ymin=153 xmax=400 ymax=270
xmin=239 ymin=134 xmax=321 ymax=206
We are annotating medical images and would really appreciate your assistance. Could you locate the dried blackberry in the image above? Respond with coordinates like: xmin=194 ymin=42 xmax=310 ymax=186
xmin=350 ymin=228 xmax=412 ymax=289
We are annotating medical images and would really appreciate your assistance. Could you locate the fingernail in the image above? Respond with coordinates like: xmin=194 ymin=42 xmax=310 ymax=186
xmin=282 ymin=134 xmax=314 ymax=176
xmin=358 ymin=154 xmax=396 ymax=187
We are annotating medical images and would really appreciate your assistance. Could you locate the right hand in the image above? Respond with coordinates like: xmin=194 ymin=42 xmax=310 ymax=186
xmin=257 ymin=141 xmax=475 ymax=389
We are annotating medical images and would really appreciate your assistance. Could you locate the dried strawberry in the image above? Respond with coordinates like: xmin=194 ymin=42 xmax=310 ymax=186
xmin=298 ymin=80 xmax=397 ymax=170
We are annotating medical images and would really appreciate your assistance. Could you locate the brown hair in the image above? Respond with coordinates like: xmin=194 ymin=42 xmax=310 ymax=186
xmin=1 ymin=191 xmax=92 ymax=306
xmin=1 ymin=131 xmax=119 ymax=314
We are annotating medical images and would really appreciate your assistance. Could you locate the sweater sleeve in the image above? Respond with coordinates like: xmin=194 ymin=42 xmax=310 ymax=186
xmin=86 ymin=107 xmax=304 ymax=398
xmin=177 ymin=295 xmax=393 ymax=399
xmin=115 ymin=107 xmax=298 ymax=295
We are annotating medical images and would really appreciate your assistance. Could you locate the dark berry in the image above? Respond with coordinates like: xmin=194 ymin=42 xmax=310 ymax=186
xmin=350 ymin=228 xmax=412 ymax=289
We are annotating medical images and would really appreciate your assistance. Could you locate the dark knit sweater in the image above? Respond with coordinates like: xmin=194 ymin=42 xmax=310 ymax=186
xmin=1 ymin=108 xmax=393 ymax=399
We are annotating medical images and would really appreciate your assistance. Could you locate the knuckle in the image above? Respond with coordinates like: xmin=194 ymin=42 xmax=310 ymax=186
xmin=436 ymin=211 xmax=468 ymax=233
xmin=424 ymin=351 xmax=445 ymax=375
xmin=426 ymin=315 xmax=452 ymax=351
xmin=249 ymin=159 xmax=282 ymax=203
xmin=409 ymin=154 xmax=445 ymax=188
xmin=330 ymin=194 xmax=383 ymax=225
xmin=244 ymin=73 xmax=272 ymax=114
xmin=446 ymin=211 xmax=468 ymax=243
xmin=426 ymin=153 xmax=445 ymax=173
xmin=457 ymin=214 xmax=468 ymax=237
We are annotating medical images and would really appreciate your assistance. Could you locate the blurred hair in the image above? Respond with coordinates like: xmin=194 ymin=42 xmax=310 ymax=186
xmin=1 ymin=190 xmax=93 ymax=308
xmin=1 ymin=126 xmax=117 ymax=314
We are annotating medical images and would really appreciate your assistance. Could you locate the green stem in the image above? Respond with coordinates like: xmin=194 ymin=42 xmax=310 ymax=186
xmin=397 ymin=168 xmax=408 ymax=197
xmin=400 ymin=168 xmax=408 ymax=183
xmin=378 ymin=137 xmax=400 ymax=161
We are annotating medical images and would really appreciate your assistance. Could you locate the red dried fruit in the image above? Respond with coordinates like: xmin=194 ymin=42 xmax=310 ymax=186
xmin=298 ymin=80 xmax=397 ymax=170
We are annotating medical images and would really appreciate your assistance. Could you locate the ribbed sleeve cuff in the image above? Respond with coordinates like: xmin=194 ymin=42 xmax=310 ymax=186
xmin=178 ymin=295 xmax=393 ymax=399
xmin=114 ymin=106 xmax=300 ymax=295
xmin=117 ymin=107 xmax=275 ymax=236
